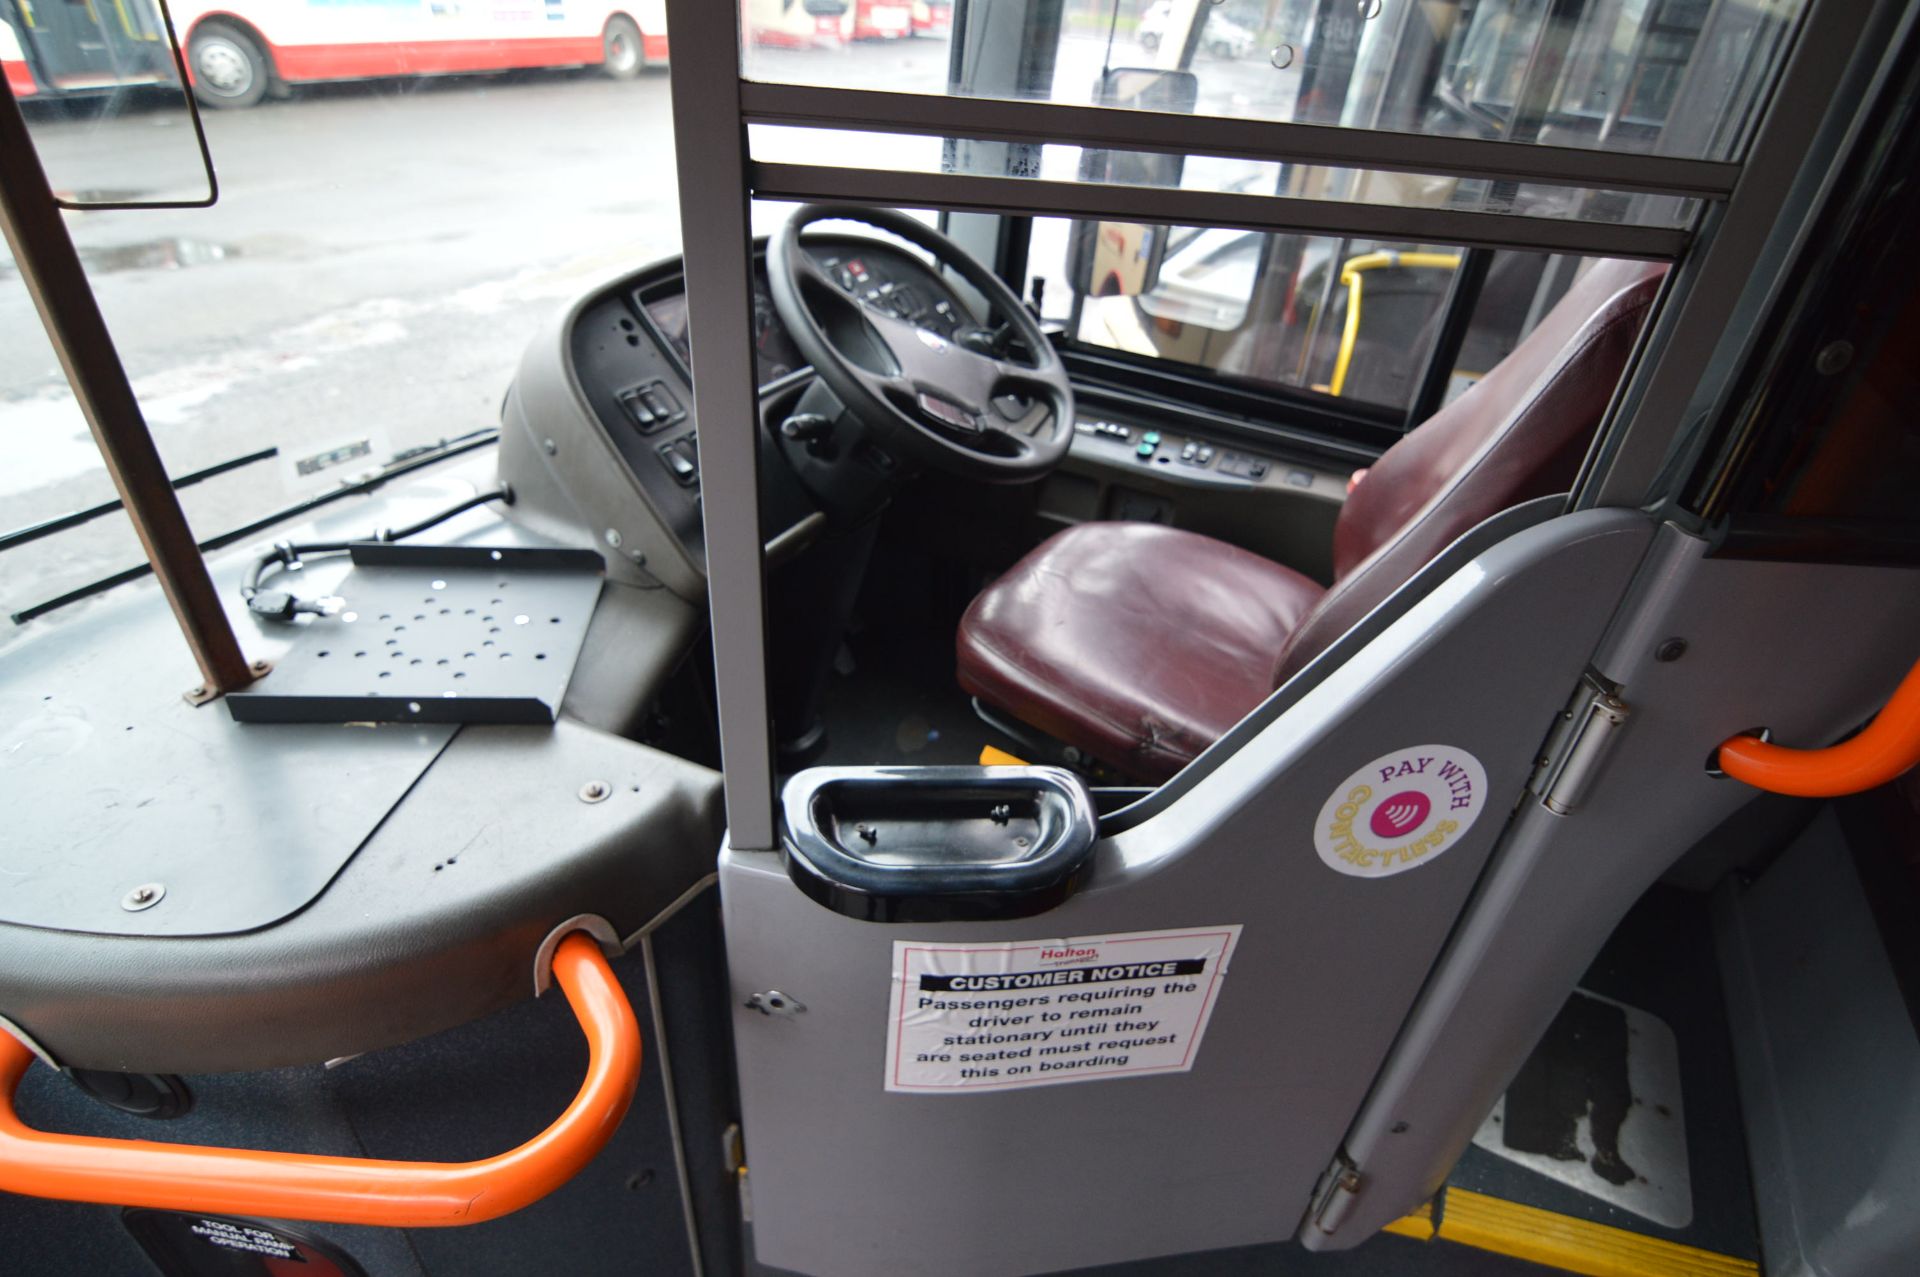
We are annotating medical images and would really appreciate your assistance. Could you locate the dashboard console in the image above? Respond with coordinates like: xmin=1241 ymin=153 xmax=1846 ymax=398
xmin=499 ymin=237 xmax=968 ymax=604
xmin=500 ymin=237 xmax=1353 ymax=605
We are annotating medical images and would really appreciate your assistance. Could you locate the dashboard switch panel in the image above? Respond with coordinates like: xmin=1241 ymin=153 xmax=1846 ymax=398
xmin=618 ymin=380 xmax=687 ymax=435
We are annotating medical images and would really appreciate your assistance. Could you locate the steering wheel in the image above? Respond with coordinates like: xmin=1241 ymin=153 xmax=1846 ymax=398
xmin=768 ymin=205 xmax=1075 ymax=483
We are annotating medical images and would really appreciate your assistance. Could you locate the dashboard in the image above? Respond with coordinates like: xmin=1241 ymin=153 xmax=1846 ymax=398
xmin=554 ymin=238 xmax=969 ymax=582
xmin=531 ymin=237 xmax=1327 ymax=606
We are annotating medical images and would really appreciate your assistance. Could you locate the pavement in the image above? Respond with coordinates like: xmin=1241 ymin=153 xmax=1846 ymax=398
xmin=0 ymin=28 xmax=1292 ymax=641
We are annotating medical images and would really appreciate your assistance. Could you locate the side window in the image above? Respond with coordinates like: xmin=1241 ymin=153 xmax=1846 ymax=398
xmin=1034 ymin=217 xmax=1580 ymax=417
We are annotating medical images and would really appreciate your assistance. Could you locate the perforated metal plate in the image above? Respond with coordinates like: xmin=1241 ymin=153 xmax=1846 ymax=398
xmin=227 ymin=545 xmax=603 ymax=725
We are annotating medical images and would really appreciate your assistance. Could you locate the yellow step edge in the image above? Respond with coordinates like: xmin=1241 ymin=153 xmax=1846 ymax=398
xmin=1436 ymin=1186 xmax=1759 ymax=1277
xmin=979 ymin=745 xmax=1028 ymax=767
xmin=1382 ymin=1198 xmax=1436 ymax=1241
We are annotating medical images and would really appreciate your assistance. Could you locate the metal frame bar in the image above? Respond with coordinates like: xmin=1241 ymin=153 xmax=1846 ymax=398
xmin=749 ymin=163 xmax=1689 ymax=259
xmin=664 ymin=0 xmax=778 ymax=850
xmin=0 ymin=81 xmax=255 ymax=696
xmin=740 ymin=83 xmax=1741 ymax=200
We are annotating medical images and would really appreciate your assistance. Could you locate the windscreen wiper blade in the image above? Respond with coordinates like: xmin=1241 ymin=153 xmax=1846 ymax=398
xmin=0 ymin=446 xmax=279 ymax=554
xmin=10 ymin=428 xmax=500 ymax=625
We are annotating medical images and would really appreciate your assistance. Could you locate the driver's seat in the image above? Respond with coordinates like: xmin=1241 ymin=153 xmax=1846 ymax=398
xmin=956 ymin=258 xmax=1665 ymax=781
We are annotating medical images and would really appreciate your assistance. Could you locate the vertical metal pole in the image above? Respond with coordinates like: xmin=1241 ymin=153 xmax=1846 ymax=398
xmin=664 ymin=0 xmax=776 ymax=850
xmin=0 ymin=85 xmax=256 ymax=697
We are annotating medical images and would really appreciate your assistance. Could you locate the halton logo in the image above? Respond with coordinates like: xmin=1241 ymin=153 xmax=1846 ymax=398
xmin=1313 ymin=744 xmax=1489 ymax=879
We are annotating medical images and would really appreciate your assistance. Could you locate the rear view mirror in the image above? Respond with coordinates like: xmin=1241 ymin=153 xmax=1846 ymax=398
xmin=5 ymin=0 xmax=217 ymax=209
xmin=1065 ymin=67 xmax=1197 ymax=300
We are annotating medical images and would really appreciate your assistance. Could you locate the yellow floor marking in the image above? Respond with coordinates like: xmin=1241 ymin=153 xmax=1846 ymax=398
xmin=1436 ymin=1187 xmax=1759 ymax=1277
xmin=979 ymin=745 xmax=1028 ymax=766
xmin=1382 ymin=1199 xmax=1436 ymax=1241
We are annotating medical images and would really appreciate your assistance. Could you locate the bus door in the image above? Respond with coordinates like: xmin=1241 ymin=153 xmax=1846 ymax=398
xmin=7 ymin=0 xmax=170 ymax=92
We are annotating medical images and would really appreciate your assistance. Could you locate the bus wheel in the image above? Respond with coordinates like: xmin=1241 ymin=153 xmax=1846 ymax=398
xmin=189 ymin=21 xmax=270 ymax=109
xmin=602 ymin=16 xmax=645 ymax=80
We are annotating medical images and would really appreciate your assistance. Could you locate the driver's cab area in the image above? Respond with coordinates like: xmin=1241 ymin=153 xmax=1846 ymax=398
xmin=508 ymin=205 xmax=1661 ymax=781
xmin=5 ymin=0 xmax=1920 ymax=1275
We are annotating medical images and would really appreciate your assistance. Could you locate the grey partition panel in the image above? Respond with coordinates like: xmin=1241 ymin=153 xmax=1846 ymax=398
xmin=1319 ymin=526 xmax=1920 ymax=1243
xmin=0 ymin=720 xmax=724 ymax=1073
xmin=1718 ymin=808 xmax=1920 ymax=1277
xmin=722 ymin=509 xmax=1653 ymax=1277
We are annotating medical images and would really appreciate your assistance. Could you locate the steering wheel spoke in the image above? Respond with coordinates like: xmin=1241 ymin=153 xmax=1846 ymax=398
xmin=787 ymin=242 xmax=833 ymax=284
xmin=987 ymin=389 xmax=1053 ymax=437
xmin=967 ymin=420 xmax=1038 ymax=459
xmin=848 ymin=360 xmax=912 ymax=407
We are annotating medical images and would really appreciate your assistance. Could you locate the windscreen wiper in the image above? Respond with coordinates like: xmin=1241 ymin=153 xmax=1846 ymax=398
xmin=9 ymin=428 xmax=500 ymax=625
xmin=0 ymin=446 xmax=279 ymax=554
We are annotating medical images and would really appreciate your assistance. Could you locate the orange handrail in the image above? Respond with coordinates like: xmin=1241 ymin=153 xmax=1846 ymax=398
xmin=0 ymin=931 xmax=640 ymax=1227
xmin=1717 ymin=655 xmax=1920 ymax=798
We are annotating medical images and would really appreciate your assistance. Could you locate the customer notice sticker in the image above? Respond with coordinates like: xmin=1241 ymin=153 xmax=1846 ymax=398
xmin=885 ymin=925 xmax=1241 ymax=1093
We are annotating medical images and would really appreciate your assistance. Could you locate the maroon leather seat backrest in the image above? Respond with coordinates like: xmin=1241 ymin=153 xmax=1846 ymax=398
xmin=1269 ymin=257 xmax=1667 ymax=687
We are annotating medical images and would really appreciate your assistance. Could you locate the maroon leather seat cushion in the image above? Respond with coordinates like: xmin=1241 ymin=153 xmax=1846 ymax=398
xmin=958 ymin=259 xmax=1667 ymax=782
xmin=957 ymin=521 xmax=1325 ymax=781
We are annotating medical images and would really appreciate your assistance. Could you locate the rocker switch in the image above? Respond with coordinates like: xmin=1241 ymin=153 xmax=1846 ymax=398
xmin=656 ymin=438 xmax=699 ymax=485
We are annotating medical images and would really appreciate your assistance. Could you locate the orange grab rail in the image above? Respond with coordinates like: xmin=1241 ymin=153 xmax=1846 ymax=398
xmin=1718 ymin=655 xmax=1920 ymax=798
xmin=0 ymin=932 xmax=640 ymax=1227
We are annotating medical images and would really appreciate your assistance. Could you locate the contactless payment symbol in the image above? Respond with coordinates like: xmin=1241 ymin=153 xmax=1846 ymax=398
xmin=1370 ymin=792 xmax=1431 ymax=837
xmin=1313 ymin=744 xmax=1488 ymax=878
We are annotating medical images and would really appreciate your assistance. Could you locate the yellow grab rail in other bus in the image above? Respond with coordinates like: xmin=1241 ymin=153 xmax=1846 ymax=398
xmin=0 ymin=932 xmax=640 ymax=1227
xmin=1329 ymin=251 xmax=1462 ymax=398
xmin=1717 ymin=654 xmax=1920 ymax=797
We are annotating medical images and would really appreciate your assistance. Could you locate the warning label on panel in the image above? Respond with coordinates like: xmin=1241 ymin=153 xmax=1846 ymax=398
xmin=885 ymin=925 xmax=1242 ymax=1093
xmin=189 ymin=1219 xmax=303 ymax=1260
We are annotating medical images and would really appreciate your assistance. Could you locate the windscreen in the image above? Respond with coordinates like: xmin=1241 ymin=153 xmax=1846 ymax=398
xmin=2 ymin=0 xmax=1802 ymax=636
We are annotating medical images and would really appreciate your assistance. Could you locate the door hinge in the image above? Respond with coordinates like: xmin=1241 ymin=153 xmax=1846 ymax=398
xmin=1529 ymin=672 xmax=1632 ymax=816
xmin=1308 ymin=1151 xmax=1364 ymax=1237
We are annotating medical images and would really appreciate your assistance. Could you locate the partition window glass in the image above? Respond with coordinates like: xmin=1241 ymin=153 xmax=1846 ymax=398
xmin=741 ymin=0 xmax=1803 ymax=163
